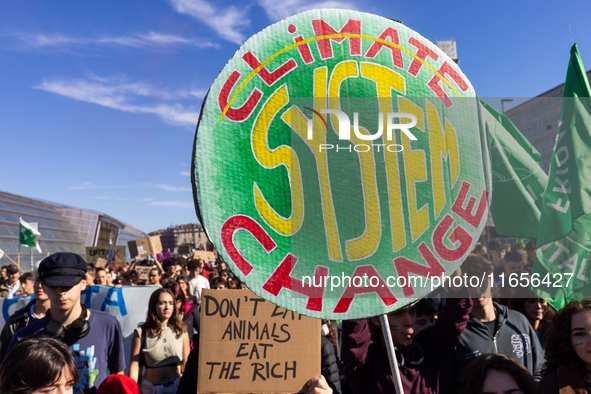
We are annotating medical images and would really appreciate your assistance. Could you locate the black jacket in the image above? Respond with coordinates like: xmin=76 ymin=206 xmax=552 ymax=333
xmin=0 ymin=299 xmax=38 ymax=360
xmin=321 ymin=335 xmax=342 ymax=394
xmin=183 ymin=304 xmax=200 ymax=346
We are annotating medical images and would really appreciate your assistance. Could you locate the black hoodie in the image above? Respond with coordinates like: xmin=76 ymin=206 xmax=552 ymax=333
xmin=439 ymin=301 xmax=544 ymax=394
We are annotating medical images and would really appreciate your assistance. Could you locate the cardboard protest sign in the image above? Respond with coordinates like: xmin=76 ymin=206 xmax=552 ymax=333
xmin=128 ymin=235 xmax=162 ymax=258
xmin=86 ymin=246 xmax=126 ymax=270
xmin=193 ymin=250 xmax=216 ymax=263
xmin=192 ymin=9 xmax=491 ymax=319
xmin=198 ymin=289 xmax=320 ymax=393
xmin=136 ymin=266 xmax=152 ymax=280
xmin=95 ymin=257 xmax=107 ymax=268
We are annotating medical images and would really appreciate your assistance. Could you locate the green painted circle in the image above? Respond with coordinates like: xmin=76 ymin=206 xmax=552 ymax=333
xmin=193 ymin=9 xmax=491 ymax=319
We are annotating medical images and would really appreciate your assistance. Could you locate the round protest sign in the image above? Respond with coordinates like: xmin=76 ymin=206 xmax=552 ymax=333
xmin=192 ymin=9 xmax=491 ymax=319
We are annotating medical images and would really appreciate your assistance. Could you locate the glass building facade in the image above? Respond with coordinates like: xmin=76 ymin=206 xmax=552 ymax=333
xmin=0 ymin=190 xmax=146 ymax=272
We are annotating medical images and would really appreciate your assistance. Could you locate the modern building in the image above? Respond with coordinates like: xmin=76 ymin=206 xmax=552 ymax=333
xmin=150 ymin=223 xmax=213 ymax=254
xmin=505 ymin=70 xmax=591 ymax=173
xmin=0 ymin=190 xmax=146 ymax=271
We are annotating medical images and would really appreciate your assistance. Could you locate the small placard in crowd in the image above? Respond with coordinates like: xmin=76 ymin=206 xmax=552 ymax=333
xmin=198 ymin=289 xmax=320 ymax=393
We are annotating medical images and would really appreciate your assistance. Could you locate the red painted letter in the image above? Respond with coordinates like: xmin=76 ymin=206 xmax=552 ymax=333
xmin=427 ymin=62 xmax=470 ymax=108
xmin=242 ymin=51 xmax=297 ymax=87
xmin=311 ymin=19 xmax=361 ymax=60
xmin=262 ymin=254 xmax=328 ymax=312
xmin=393 ymin=243 xmax=445 ymax=297
xmin=218 ymin=70 xmax=262 ymax=122
xmin=432 ymin=214 xmax=473 ymax=262
xmin=333 ymin=266 xmax=397 ymax=314
xmin=451 ymin=181 xmax=489 ymax=229
xmin=407 ymin=37 xmax=439 ymax=77
xmin=221 ymin=215 xmax=276 ymax=276
xmin=364 ymin=27 xmax=404 ymax=69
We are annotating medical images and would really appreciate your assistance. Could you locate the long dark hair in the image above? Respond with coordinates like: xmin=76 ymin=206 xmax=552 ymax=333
xmin=459 ymin=354 xmax=542 ymax=394
xmin=510 ymin=288 xmax=555 ymax=336
xmin=145 ymin=288 xmax=186 ymax=338
xmin=163 ymin=281 xmax=188 ymax=313
xmin=543 ymin=299 xmax=591 ymax=377
xmin=175 ymin=276 xmax=192 ymax=302
xmin=0 ymin=336 xmax=80 ymax=394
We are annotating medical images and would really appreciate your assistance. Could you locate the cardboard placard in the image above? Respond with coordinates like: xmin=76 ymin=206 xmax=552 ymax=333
xmin=198 ymin=289 xmax=320 ymax=393
xmin=178 ymin=245 xmax=192 ymax=254
xmin=86 ymin=246 xmax=126 ymax=270
xmin=136 ymin=266 xmax=152 ymax=280
xmin=128 ymin=235 xmax=162 ymax=258
xmin=193 ymin=251 xmax=215 ymax=263
xmin=95 ymin=257 xmax=107 ymax=268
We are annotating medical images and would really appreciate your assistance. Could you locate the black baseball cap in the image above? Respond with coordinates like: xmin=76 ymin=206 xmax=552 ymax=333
xmin=39 ymin=252 xmax=87 ymax=287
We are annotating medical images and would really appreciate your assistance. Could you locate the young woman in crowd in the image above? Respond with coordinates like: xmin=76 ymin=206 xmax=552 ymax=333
xmin=165 ymin=281 xmax=200 ymax=346
xmin=176 ymin=276 xmax=193 ymax=306
xmin=164 ymin=282 xmax=191 ymax=317
xmin=129 ymin=288 xmax=190 ymax=394
xmin=511 ymin=288 xmax=554 ymax=349
xmin=0 ymin=336 xmax=80 ymax=394
xmin=459 ymin=354 xmax=542 ymax=394
xmin=540 ymin=299 xmax=591 ymax=393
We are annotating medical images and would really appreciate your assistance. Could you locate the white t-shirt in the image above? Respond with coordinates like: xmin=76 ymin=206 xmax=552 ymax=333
xmin=188 ymin=275 xmax=210 ymax=305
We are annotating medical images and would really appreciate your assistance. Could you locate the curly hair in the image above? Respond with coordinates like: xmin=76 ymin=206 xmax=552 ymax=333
xmin=459 ymin=354 xmax=542 ymax=394
xmin=542 ymin=299 xmax=591 ymax=377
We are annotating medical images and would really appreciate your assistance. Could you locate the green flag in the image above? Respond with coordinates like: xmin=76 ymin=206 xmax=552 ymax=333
xmin=533 ymin=44 xmax=591 ymax=310
xmin=19 ymin=218 xmax=42 ymax=253
xmin=479 ymin=99 xmax=548 ymax=238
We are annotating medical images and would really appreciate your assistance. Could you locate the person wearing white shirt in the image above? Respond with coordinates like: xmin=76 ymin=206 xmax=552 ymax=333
xmin=187 ymin=259 xmax=209 ymax=305
xmin=0 ymin=264 xmax=22 ymax=299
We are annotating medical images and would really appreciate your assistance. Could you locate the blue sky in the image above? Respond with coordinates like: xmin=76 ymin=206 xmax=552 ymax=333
xmin=1 ymin=0 xmax=590 ymax=233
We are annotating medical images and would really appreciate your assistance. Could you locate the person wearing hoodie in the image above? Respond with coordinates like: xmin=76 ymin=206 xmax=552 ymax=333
xmin=439 ymin=254 xmax=544 ymax=394
xmin=0 ymin=273 xmax=50 ymax=361
xmin=342 ymin=266 xmax=472 ymax=394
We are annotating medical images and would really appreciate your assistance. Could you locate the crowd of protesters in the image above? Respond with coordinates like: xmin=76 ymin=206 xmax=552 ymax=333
xmin=0 ymin=238 xmax=588 ymax=394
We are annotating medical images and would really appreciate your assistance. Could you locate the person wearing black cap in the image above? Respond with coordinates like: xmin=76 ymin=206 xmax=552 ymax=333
xmin=7 ymin=252 xmax=126 ymax=393
xmin=0 ymin=263 xmax=23 ymax=299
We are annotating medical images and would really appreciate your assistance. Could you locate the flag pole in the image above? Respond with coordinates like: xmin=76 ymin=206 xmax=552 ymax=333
xmin=380 ymin=314 xmax=404 ymax=394
xmin=3 ymin=254 xmax=24 ymax=272
xmin=17 ymin=243 xmax=21 ymax=270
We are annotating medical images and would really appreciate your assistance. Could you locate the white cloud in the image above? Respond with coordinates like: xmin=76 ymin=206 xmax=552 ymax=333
xmin=93 ymin=196 xmax=127 ymax=201
xmin=169 ymin=0 xmax=249 ymax=45
xmin=152 ymin=184 xmax=192 ymax=192
xmin=150 ymin=201 xmax=194 ymax=208
xmin=180 ymin=171 xmax=191 ymax=176
xmin=33 ymin=77 xmax=201 ymax=127
xmin=69 ymin=182 xmax=97 ymax=190
xmin=257 ymin=0 xmax=358 ymax=21
xmin=1 ymin=31 xmax=218 ymax=51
